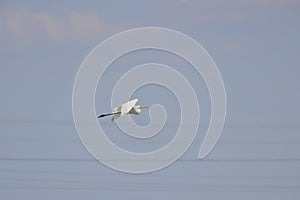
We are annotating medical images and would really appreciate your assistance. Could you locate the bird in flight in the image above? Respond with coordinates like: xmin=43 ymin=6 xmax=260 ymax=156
xmin=97 ymin=99 xmax=148 ymax=121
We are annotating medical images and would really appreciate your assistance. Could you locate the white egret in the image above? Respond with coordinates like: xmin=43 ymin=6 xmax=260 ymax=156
xmin=97 ymin=99 xmax=148 ymax=121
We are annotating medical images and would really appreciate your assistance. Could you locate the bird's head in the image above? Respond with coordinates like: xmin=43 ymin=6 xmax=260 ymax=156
xmin=133 ymin=105 xmax=148 ymax=114
xmin=137 ymin=105 xmax=149 ymax=109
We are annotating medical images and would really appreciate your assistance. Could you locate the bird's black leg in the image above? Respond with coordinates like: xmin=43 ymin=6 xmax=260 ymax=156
xmin=97 ymin=113 xmax=113 ymax=118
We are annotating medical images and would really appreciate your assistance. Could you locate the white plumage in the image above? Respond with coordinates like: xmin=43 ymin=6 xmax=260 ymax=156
xmin=97 ymin=99 xmax=148 ymax=121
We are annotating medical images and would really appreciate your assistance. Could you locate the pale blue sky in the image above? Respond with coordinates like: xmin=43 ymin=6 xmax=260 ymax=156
xmin=0 ymin=0 xmax=300 ymax=199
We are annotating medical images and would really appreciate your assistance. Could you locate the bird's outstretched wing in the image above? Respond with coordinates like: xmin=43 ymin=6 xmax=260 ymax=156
xmin=120 ymin=99 xmax=138 ymax=116
xmin=111 ymin=113 xmax=121 ymax=121
xmin=110 ymin=99 xmax=138 ymax=121
xmin=113 ymin=105 xmax=122 ymax=113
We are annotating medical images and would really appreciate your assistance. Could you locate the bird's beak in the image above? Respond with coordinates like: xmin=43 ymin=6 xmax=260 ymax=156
xmin=140 ymin=106 xmax=149 ymax=109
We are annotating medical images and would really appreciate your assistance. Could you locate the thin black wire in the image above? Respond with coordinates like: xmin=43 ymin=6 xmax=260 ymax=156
xmin=2 ymin=169 xmax=300 ymax=180
xmin=1 ymin=117 xmax=300 ymax=130
xmin=0 ymin=157 xmax=299 ymax=162
xmin=1 ymin=182 xmax=299 ymax=193
xmin=1 ymin=118 xmax=299 ymax=192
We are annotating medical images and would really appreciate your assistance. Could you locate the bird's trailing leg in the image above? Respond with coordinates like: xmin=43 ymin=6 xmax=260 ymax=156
xmin=97 ymin=113 xmax=114 ymax=118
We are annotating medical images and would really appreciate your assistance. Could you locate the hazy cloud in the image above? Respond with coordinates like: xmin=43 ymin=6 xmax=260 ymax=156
xmin=0 ymin=10 xmax=111 ymax=46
